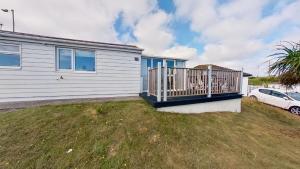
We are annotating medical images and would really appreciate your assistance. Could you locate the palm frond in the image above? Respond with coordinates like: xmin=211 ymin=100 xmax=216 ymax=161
xmin=268 ymin=41 xmax=300 ymax=86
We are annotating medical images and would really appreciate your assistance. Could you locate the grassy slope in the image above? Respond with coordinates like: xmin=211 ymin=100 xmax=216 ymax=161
xmin=249 ymin=76 xmax=279 ymax=86
xmin=0 ymin=99 xmax=300 ymax=169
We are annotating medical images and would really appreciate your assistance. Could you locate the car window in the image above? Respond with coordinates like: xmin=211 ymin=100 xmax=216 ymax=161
xmin=258 ymin=89 xmax=272 ymax=95
xmin=287 ymin=92 xmax=300 ymax=101
xmin=271 ymin=90 xmax=286 ymax=98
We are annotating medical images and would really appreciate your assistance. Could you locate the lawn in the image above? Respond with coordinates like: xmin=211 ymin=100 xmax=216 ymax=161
xmin=249 ymin=76 xmax=279 ymax=86
xmin=0 ymin=98 xmax=300 ymax=169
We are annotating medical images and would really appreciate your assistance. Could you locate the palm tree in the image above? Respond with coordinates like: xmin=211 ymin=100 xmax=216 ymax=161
xmin=269 ymin=41 xmax=300 ymax=87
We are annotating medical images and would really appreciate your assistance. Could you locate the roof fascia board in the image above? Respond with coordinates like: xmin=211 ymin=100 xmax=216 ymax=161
xmin=142 ymin=55 xmax=188 ymax=61
xmin=0 ymin=31 xmax=143 ymax=53
xmin=0 ymin=37 xmax=143 ymax=54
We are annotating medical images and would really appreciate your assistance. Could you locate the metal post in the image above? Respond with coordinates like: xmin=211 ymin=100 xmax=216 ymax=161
xmin=157 ymin=62 xmax=162 ymax=102
xmin=1 ymin=9 xmax=15 ymax=32
xmin=207 ymin=65 xmax=212 ymax=98
xmin=11 ymin=9 xmax=15 ymax=32
xmin=163 ymin=60 xmax=167 ymax=101
xmin=240 ymin=68 xmax=243 ymax=95
xmin=147 ymin=67 xmax=150 ymax=96
xmin=183 ymin=69 xmax=187 ymax=90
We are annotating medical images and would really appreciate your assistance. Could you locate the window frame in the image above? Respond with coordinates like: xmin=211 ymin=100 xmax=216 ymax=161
xmin=74 ymin=49 xmax=96 ymax=73
xmin=56 ymin=47 xmax=96 ymax=73
xmin=56 ymin=47 xmax=74 ymax=72
xmin=0 ymin=43 xmax=22 ymax=69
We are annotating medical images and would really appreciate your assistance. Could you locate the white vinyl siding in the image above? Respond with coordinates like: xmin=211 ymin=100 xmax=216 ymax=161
xmin=0 ymin=41 xmax=141 ymax=102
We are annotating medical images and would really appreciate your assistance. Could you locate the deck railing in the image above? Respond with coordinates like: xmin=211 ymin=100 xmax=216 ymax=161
xmin=148 ymin=68 xmax=158 ymax=96
xmin=211 ymin=70 xmax=241 ymax=94
xmin=148 ymin=64 xmax=243 ymax=101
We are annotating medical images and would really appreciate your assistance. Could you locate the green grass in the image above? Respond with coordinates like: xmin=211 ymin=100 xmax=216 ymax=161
xmin=249 ymin=76 xmax=279 ymax=86
xmin=0 ymin=98 xmax=300 ymax=169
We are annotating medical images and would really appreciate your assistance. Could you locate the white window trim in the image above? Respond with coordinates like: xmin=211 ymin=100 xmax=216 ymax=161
xmin=0 ymin=43 xmax=22 ymax=69
xmin=56 ymin=47 xmax=96 ymax=73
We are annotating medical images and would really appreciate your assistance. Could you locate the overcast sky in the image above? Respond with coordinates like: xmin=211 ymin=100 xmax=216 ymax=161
xmin=1 ymin=0 xmax=300 ymax=75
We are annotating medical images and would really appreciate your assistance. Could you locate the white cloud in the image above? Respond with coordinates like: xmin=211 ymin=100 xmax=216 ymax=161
xmin=133 ymin=10 xmax=174 ymax=55
xmin=280 ymin=27 xmax=300 ymax=42
xmin=1 ymin=0 xmax=299 ymax=76
xmin=161 ymin=45 xmax=197 ymax=60
xmin=174 ymin=0 xmax=300 ymax=75
xmin=175 ymin=0 xmax=218 ymax=31
xmin=0 ymin=0 xmax=157 ymax=43
xmin=0 ymin=0 xmax=179 ymax=58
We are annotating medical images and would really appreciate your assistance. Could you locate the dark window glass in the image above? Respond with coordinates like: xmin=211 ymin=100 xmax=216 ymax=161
xmin=167 ymin=59 xmax=174 ymax=68
xmin=287 ymin=92 xmax=300 ymax=101
xmin=153 ymin=58 xmax=163 ymax=68
xmin=58 ymin=48 xmax=72 ymax=70
xmin=271 ymin=91 xmax=286 ymax=98
xmin=141 ymin=58 xmax=148 ymax=76
xmin=147 ymin=58 xmax=152 ymax=68
xmin=259 ymin=89 xmax=272 ymax=95
xmin=75 ymin=50 xmax=95 ymax=71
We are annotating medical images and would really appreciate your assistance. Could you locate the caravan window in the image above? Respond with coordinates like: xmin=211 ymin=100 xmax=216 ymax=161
xmin=176 ymin=60 xmax=185 ymax=68
xmin=0 ymin=43 xmax=21 ymax=68
xmin=75 ymin=50 xmax=95 ymax=72
xmin=153 ymin=58 xmax=163 ymax=68
xmin=57 ymin=48 xmax=72 ymax=70
xmin=167 ymin=59 xmax=175 ymax=68
xmin=57 ymin=47 xmax=96 ymax=72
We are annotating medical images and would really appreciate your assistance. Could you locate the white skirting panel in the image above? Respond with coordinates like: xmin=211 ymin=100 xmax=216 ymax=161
xmin=157 ymin=98 xmax=241 ymax=114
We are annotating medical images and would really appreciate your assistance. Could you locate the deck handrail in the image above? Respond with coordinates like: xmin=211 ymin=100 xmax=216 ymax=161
xmin=148 ymin=66 xmax=242 ymax=101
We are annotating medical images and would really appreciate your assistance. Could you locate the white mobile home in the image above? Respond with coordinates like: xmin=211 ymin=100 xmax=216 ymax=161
xmin=0 ymin=31 xmax=143 ymax=102
xmin=1 ymin=31 xmax=245 ymax=114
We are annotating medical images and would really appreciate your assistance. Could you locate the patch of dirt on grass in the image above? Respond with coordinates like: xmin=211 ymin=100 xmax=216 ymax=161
xmin=108 ymin=141 xmax=123 ymax=158
xmin=149 ymin=134 xmax=160 ymax=144
xmin=138 ymin=127 xmax=148 ymax=134
xmin=84 ymin=108 xmax=97 ymax=119
xmin=279 ymin=128 xmax=300 ymax=138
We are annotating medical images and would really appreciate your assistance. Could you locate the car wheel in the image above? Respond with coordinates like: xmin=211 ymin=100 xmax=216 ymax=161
xmin=289 ymin=106 xmax=300 ymax=115
xmin=249 ymin=95 xmax=258 ymax=101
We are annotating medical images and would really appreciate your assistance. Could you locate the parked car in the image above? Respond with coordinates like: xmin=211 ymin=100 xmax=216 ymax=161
xmin=249 ymin=88 xmax=300 ymax=115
